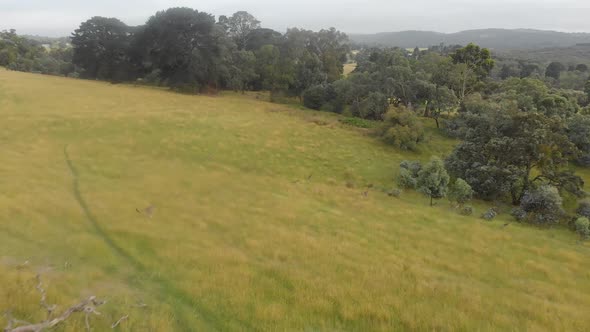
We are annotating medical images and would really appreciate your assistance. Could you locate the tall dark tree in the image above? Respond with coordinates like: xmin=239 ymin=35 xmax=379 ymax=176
xmin=218 ymin=11 xmax=261 ymax=50
xmin=545 ymin=61 xmax=566 ymax=80
xmin=137 ymin=8 xmax=224 ymax=91
xmin=519 ymin=62 xmax=540 ymax=78
xmin=576 ymin=64 xmax=588 ymax=72
xmin=71 ymin=17 xmax=132 ymax=81
xmin=316 ymin=28 xmax=349 ymax=82
xmin=450 ymin=43 xmax=495 ymax=100
xmin=227 ymin=50 xmax=258 ymax=92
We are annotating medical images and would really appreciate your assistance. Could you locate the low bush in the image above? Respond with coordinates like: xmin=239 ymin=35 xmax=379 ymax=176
xmin=460 ymin=205 xmax=474 ymax=216
xmin=397 ymin=168 xmax=417 ymax=189
xmin=482 ymin=208 xmax=498 ymax=221
xmin=517 ymin=185 xmax=565 ymax=225
xmin=448 ymin=178 xmax=474 ymax=205
xmin=575 ymin=217 xmax=590 ymax=239
xmin=511 ymin=207 xmax=527 ymax=221
xmin=388 ymin=188 xmax=402 ymax=198
xmin=303 ymin=85 xmax=326 ymax=110
xmin=397 ymin=160 xmax=422 ymax=189
xmin=399 ymin=160 xmax=422 ymax=177
xmin=379 ymin=108 xmax=425 ymax=151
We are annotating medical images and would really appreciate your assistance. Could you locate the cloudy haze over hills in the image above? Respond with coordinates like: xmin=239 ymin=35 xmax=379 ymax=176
xmin=1 ymin=0 xmax=590 ymax=36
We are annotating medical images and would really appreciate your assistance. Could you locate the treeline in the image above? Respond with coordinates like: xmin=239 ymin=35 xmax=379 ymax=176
xmin=344 ymin=45 xmax=590 ymax=230
xmin=68 ymin=9 xmax=348 ymax=98
xmin=0 ymin=29 xmax=74 ymax=75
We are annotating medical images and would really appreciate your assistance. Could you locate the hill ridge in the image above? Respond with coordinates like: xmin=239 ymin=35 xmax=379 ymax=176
xmin=349 ymin=28 xmax=590 ymax=49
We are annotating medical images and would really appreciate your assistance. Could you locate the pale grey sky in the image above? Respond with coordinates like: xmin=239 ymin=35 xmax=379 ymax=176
xmin=1 ymin=0 xmax=590 ymax=36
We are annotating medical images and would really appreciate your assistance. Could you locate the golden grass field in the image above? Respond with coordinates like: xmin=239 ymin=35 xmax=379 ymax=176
xmin=1 ymin=69 xmax=590 ymax=331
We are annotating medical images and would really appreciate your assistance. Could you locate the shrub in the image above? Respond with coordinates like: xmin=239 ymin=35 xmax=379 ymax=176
xmin=388 ymin=188 xmax=402 ymax=197
xmin=144 ymin=69 xmax=162 ymax=85
xmin=518 ymin=185 xmax=565 ymax=225
xmin=460 ymin=205 xmax=474 ymax=216
xmin=359 ymin=92 xmax=389 ymax=120
xmin=577 ymin=200 xmax=590 ymax=218
xmin=448 ymin=178 xmax=474 ymax=205
xmin=322 ymin=84 xmax=346 ymax=114
xmin=400 ymin=160 xmax=422 ymax=177
xmin=303 ymin=85 xmax=326 ymax=110
xmin=380 ymin=109 xmax=425 ymax=151
xmin=397 ymin=160 xmax=422 ymax=189
xmin=511 ymin=207 xmax=527 ymax=222
xmin=575 ymin=217 xmax=590 ymax=239
xmin=482 ymin=208 xmax=498 ymax=221
xmin=397 ymin=168 xmax=417 ymax=189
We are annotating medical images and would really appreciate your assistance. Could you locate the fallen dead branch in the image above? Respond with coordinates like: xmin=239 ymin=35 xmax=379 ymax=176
xmin=4 ymin=274 xmax=106 ymax=332
xmin=4 ymin=296 xmax=105 ymax=332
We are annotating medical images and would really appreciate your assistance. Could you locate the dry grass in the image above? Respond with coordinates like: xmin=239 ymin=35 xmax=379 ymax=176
xmin=1 ymin=70 xmax=590 ymax=331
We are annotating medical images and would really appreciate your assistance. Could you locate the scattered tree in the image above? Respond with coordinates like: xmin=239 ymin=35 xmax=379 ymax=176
xmin=218 ymin=11 xmax=261 ymax=50
xmin=417 ymin=157 xmax=450 ymax=206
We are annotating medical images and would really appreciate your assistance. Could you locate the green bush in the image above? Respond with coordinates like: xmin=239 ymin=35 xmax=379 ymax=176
xmin=380 ymin=109 xmax=425 ymax=151
xmin=397 ymin=160 xmax=422 ymax=189
xmin=511 ymin=208 xmax=527 ymax=221
xmin=303 ymin=85 xmax=326 ymax=110
xmin=351 ymin=92 xmax=389 ymax=120
xmin=388 ymin=188 xmax=402 ymax=197
xmin=399 ymin=160 xmax=422 ymax=177
xmin=397 ymin=168 xmax=417 ymax=189
xmin=518 ymin=185 xmax=565 ymax=225
xmin=448 ymin=178 xmax=474 ymax=205
xmin=482 ymin=208 xmax=498 ymax=221
xmin=575 ymin=217 xmax=590 ymax=239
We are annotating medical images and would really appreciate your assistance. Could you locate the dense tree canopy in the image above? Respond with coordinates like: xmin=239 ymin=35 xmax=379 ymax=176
xmin=71 ymin=17 xmax=132 ymax=81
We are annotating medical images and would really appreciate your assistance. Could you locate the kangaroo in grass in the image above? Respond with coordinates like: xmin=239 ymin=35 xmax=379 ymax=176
xmin=136 ymin=205 xmax=155 ymax=218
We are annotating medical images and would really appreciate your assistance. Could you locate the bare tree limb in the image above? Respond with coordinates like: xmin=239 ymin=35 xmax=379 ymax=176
xmin=110 ymin=315 xmax=129 ymax=329
xmin=84 ymin=313 xmax=90 ymax=332
xmin=34 ymin=275 xmax=56 ymax=319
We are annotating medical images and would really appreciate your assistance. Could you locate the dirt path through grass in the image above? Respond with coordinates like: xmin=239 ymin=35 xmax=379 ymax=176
xmin=63 ymin=145 xmax=224 ymax=331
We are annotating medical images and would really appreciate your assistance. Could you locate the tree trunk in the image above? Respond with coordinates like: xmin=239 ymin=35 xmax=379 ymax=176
xmin=434 ymin=117 xmax=440 ymax=129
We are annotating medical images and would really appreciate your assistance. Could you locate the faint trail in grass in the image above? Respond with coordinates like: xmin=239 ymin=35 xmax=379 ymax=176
xmin=63 ymin=145 xmax=225 ymax=331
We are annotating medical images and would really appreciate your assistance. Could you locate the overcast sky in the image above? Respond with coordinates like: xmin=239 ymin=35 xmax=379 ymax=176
xmin=1 ymin=0 xmax=590 ymax=36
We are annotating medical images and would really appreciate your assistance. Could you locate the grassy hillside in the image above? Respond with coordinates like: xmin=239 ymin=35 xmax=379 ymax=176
xmin=1 ymin=70 xmax=590 ymax=331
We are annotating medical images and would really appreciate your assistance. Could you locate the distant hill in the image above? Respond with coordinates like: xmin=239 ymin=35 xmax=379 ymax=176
xmin=496 ymin=44 xmax=590 ymax=65
xmin=349 ymin=29 xmax=590 ymax=50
